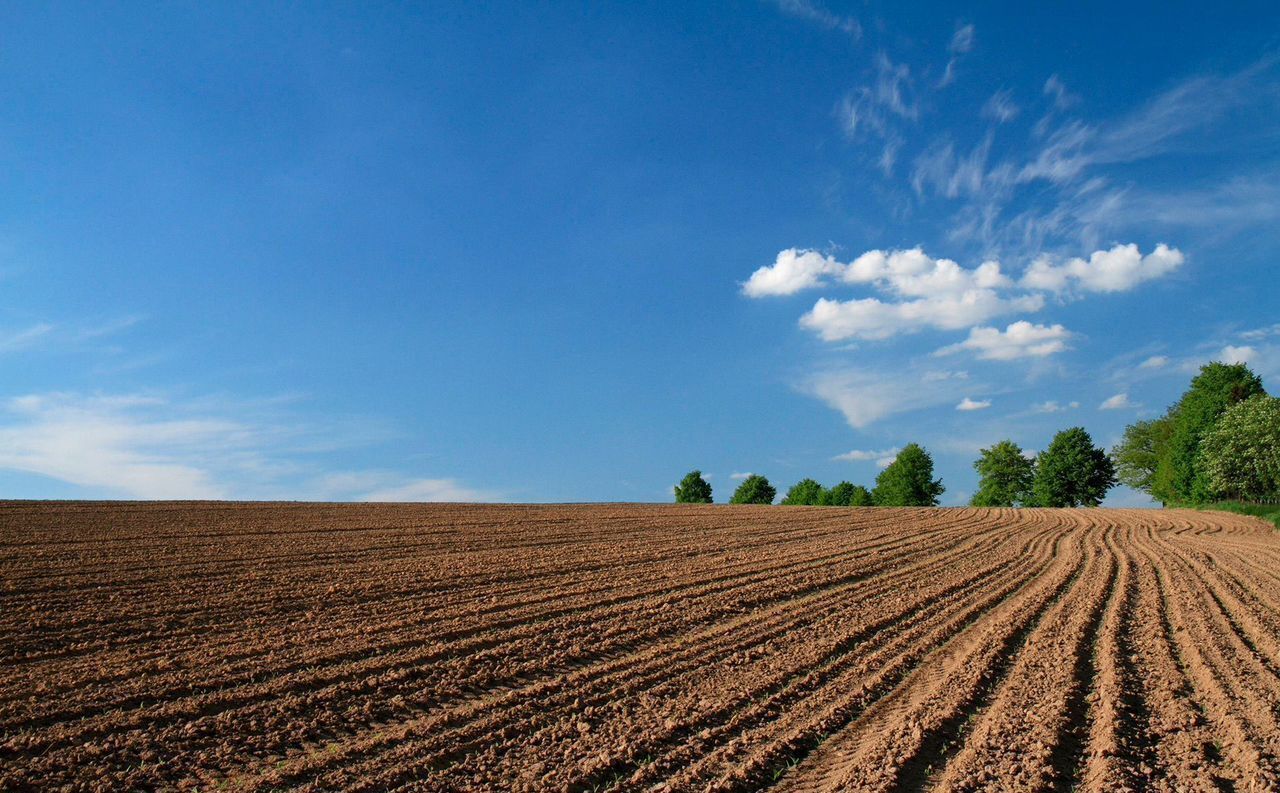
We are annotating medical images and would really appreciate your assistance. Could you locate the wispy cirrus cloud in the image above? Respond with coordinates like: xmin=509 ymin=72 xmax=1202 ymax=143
xmin=769 ymin=0 xmax=860 ymax=38
xmin=0 ymin=391 xmax=497 ymax=501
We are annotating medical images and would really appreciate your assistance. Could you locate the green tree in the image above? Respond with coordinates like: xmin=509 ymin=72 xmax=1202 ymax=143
xmin=1031 ymin=427 xmax=1116 ymax=507
xmin=729 ymin=474 xmax=776 ymax=505
xmin=1156 ymin=362 xmax=1265 ymax=503
xmin=781 ymin=478 xmax=826 ymax=505
xmin=849 ymin=484 xmax=874 ymax=506
xmin=971 ymin=440 xmax=1035 ymax=507
xmin=821 ymin=481 xmax=872 ymax=506
xmin=872 ymin=444 xmax=944 ymax=506
xmin=673 ymin=470 xmax=713 ymax=503
xmin=1198 ymin=395 xmax=1280 ymax=502
xmin=1110 ymin=414 xmax=1176 ymax=501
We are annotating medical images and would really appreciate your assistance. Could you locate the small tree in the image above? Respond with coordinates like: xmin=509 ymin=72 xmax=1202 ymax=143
xmin=1198 ymin=395 xmax=1280 ymax=502
xmin=872 ymin=443 xmax=944 ymax=506
xmin=729 ymin=474 xmax=776 ymax=505
xmin=1032 ymin=427 xmax=1116 ymax=507
xmin=674 ymin=470 xmax=713 ymax=503
xmin=971 ymin=440 xmax=1035 ymax=507
xmin=1111 ymin=414 xmax=1176 ymax=500
xmin=781 ymin=478 xmax=825 ymax=505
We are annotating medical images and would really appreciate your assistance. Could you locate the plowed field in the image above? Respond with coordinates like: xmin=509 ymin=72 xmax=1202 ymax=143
xmin=3 ymin=502 xmax=1279 ymax=791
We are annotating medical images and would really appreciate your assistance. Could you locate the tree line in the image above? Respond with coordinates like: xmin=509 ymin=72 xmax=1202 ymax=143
xmin=1111 ymin=362 xmax=1278 ymax=505
xmin=675 ymin=443 xmax=944 ymax=507
xmin=676 ymin=361 xmax=1275 ymax=509
xmin=676 ymin=423 xmax=1124 ymax=508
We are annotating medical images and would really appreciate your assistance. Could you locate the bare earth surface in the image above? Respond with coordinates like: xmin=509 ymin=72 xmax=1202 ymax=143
xmin=3 ymin=502 xmax=1280 ymax=792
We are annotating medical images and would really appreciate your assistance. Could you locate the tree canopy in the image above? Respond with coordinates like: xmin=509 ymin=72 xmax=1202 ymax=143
xmin=1110 ymin=414 xmax=1176 ymax=501
xmin=971 ymin=440 xmax=1034 ymax=507
xmin=729 ymin=474 xmax=776 ymax=505
xmin=673 ymin=470 xmax=713 ymax=503
xmin=1156 ymin=362 xmax=1265 ymax=503
xmin=822 ymin=481 xmax=873 ymax=507
xmin=781 ymin=478 xmax=825 ymax=505
xmin=1032 ymin=427 xmax=1116 ymax=507
xmin=872 ymin=444 xmax=944 ymax=506
xmin=1198 ymin=395 xmax=1280 ymax=502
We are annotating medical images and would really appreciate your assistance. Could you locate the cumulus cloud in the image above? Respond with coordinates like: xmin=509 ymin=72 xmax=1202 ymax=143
xmin=1138 ymin=355 xmax=1169 ymax=369
xmin=729 ymin=471 xmax=752 ymax=480
xmin=833 ymin=447 xmax=901 ymax=467
xmin=1099 ymin=393 xmax=1134 ymax=410
xmin=742 ymin=249 xmax=844 ymax=297
xmin=748 ymin=243 xmax=1178 ymax=343
xmin=1020 ymin=243 xmax=1184 ymax=293
xmin=800 ymin=291 xmax=1043 ymax=341
xmin=1219 ymin=345 xmax=1255 ymax=365
xmin=937 ymin=321 xmax=1071 ymax=360
xmin=956 ymin=397 xmax=992 ymax=411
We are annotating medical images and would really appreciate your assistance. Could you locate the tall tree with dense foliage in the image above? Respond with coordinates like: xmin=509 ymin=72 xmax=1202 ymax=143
xmin=971 ymin=440 xmax=1035 ymax=507
xmin=673 ymin=470 xmax=713 ymax=503
xmin=872 ymin=444 xmax=944 ymax=506
xmin=781 ymin=478 xmax=825 ymax=505
xmin=1110 ymin=414 xmax=1177 ymax=502
xmin=729 ymin=474 xmax=776 ymax=505
xmin=1032 ymin=427 xmax=1116 ymax=507
xmin=1156 ymin=362 xmax=1265 ymax=503
xmin=1198 ymin=395 xmax=1280 ymax=501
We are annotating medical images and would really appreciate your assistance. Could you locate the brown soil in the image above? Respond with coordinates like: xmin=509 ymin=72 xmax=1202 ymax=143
xmin=1 ymin=502 xmax=1276 ymax=791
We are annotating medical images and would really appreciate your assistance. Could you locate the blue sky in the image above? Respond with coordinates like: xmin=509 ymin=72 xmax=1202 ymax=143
xmin=0 ymin=2 xmax=1277 ymax=504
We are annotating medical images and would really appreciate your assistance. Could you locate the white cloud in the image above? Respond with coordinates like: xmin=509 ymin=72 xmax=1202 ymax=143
xmin=1219 ymin=345 xmax=1255 ymax=365
xmin=833 ymin=447 xmax=900 ymax=467
xmin=937 ymin=321 xmax=1071 ymax=360
xmin=742 ymin=248 xmax=845 ymax=297
xmin=840 ymin=54 xmax=918 ymax=140
xmin=0 ymin=391 xmax=493 ymax=501
xmin=1138 ymin=355 xmax=1169 ymax=369
xmin=1099 ymin=393 xmax=1134 ymax=410
xmin=0 ymin=323 xmax=56 ymax=353
xmin=841 ymin=248 xmax=1014 ymax=296
xmin=729 ymin=471 xmax=752 ymax=480
xmin=1032 ymin=400 xmax=1078 ymax=413
xmin=0 ymin=393 xmax=241 ymax=498
xmin=1043 ymin=74 xmax=1078 ymax=109
xmin=956 ymin=397 xmax=992 ymax=411
xmin=1240 ymin=324 xmax=1280 ymax=341
xmin=1020 ymin=243 xmax=1183 ymax=293
xmin=982 ymin=90 xmax=1020 ymax=123
xmin=800 ymin=290 xmax=1043 ymax=341
xmin=949 ymin=24 xmax=975 ymax=54
xmin=804 ymin=366 xmax=972 ymax=428
xmin=769 ymin=0 xmax=860 ymax=37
